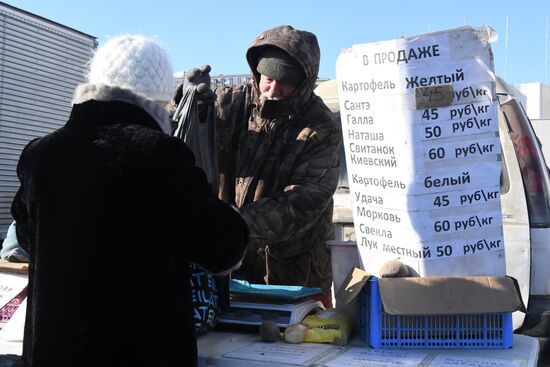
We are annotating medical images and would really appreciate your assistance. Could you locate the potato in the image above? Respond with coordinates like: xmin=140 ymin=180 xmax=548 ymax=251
xmin=259 ymin=320 xmax=281 ymax=342
xmin=283 ymin=323 xmax=308 ymax=344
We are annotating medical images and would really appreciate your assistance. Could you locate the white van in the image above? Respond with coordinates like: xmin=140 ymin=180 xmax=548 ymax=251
xmin=315 ymin=77 xmax=550 ymax=336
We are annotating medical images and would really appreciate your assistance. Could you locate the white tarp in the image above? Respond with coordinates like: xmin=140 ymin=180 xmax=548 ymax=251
xmin=336 ymin=26 xmax=505 ymax=276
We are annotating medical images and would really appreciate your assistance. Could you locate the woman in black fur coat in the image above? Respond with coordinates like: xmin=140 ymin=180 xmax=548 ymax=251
xmin=11 ymin=35 xmax=248 ymax=367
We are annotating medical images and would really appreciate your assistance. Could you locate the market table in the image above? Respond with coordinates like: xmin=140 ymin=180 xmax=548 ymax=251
xmin=197 ymin=330 xmax=540 ymax=367
xmin=0 ymin=261 xmax=541 ymax=366
xmin=0 ymin=326 xmax=540 ymax=366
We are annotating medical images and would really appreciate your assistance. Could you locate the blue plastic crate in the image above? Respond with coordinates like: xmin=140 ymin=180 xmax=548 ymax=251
xmin=357 ymin=277 xmax=513 ymax=349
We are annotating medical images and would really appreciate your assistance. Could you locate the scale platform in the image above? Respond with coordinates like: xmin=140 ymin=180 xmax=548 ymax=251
xmin=218 ymin=297 xmax=324 ymax=328
xmin=218 ymin=280 xmax=325 ymax=328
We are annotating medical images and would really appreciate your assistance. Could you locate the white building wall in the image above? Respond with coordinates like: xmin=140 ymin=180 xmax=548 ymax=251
xmin=544 ymin=85 xmax=550 ymax=119
xmin=532 ymin=119 xmax=550 ymax=164
xmin=515 ymin=82 xmax=550 ymax=120
xmin=514 ymin=83 xmax=550 ymax=165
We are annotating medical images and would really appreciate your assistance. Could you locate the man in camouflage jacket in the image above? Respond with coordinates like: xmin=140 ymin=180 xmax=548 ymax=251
xmin=180 ymin=25 xmax=341 ymax=305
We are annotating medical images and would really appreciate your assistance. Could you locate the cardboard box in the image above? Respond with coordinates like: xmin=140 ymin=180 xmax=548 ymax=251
xmin=338 ymin=268 xmax=526 ymax=349
xmin=0 ymin=261 xmax=28 ymax=275
xmin=339 ymin=268 xmax=526 ymax=315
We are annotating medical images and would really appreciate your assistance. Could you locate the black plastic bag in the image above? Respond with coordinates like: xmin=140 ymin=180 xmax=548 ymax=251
xmin=173 ymin=83 xmax=218 ymax=190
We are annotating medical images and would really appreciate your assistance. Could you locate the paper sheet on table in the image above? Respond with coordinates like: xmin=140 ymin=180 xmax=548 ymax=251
xmin=0 ymin=273 xmax=27 ymax=309
xmin=323 ymin=347 xmax=429 ymax=367
xmin=224 ymin=341 xmax=335 ymax=365
xmin=428 ymin=354 xmax=522 ymax=367
xmin=0 ymin=298 xmax=26 ymax=341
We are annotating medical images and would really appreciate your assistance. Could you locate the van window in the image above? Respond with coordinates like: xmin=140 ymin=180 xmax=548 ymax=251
xmin=499 ymin=94 xmax=550 ymax=227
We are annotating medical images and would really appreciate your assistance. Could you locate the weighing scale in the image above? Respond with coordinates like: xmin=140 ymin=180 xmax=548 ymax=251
xmin=218 ymin=280 xmax=325 ymax=328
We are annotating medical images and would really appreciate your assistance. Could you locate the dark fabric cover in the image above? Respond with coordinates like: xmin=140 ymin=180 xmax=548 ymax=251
xmin=11 ymin=98 xmax=248 ymax=367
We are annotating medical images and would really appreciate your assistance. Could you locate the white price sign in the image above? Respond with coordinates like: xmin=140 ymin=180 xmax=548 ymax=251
xmin=336 ymin=26 xmax=504 ymax=276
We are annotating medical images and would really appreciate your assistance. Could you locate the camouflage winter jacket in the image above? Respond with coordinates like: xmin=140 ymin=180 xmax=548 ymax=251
xmin=214 ymin=25 xmax=341 ymax=292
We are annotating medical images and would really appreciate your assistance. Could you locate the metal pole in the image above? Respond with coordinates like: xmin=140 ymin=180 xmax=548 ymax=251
xmin=545 ymin=16 xmax=548 ymax=83
xmin=505 ymin=16 xmax=509 ymax=81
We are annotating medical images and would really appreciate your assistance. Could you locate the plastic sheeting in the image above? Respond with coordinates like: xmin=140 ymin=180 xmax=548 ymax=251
xmin=172 ymin=83 xmax=219 ymax=190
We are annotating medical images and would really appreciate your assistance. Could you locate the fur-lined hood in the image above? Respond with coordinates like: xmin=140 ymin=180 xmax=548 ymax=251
xmin=72 ymin=83 xmax=172 ymax=135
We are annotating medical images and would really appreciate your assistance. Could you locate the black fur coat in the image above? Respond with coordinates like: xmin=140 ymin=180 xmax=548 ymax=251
xmin=11 ymin=84 xmax=248 ymax=367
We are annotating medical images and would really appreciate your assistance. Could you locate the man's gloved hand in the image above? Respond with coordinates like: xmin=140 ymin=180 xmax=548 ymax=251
xmin=185 ymin=64 xmax=215 ymax=104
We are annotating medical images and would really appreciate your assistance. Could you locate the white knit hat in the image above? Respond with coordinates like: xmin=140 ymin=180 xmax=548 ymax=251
xmin=88 ymin=35 xmax=175 ymax=102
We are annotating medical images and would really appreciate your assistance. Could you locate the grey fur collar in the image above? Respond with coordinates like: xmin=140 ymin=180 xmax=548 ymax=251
xmin=72 ymin=83 xmax=172 ymax=134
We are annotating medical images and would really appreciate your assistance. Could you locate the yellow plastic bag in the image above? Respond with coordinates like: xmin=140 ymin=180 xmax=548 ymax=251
xmin=301 ymin=309 xmax=351 ymax=345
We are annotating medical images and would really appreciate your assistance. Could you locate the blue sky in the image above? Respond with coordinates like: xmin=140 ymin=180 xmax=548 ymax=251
xmin=4 ymin=0 xmax=550 ymax=84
